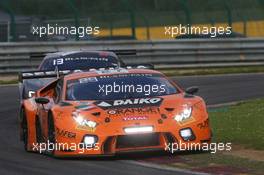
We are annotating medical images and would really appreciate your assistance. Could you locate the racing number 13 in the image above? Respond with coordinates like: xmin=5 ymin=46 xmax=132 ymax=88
xmin=53 ymin=58 xmax=64 ymax=65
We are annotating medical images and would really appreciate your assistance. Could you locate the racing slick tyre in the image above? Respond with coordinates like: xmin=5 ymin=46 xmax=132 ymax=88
xmin=47 ymin=112 xmax=56 ymax=156
xmin=20 ymin=108 xmax=29 ymax=152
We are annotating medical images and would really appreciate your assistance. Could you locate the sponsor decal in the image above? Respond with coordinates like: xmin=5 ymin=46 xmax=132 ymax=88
xmin=56 ymin=128 xmax=76 ymax=139
xmin=72 ymin=110 xmax=97 ymax=132
xmin=64 ymin=57 xmax=109 ymax=62
xmin=108 ymin=107 xmax=160 ymax=116
xmin=108 ymin=110 xmax=117 ymax=115
xmin=96 ymin=69 xmax=128 ymax=75
xmin=97 ymin=101 xmax=111 ymax=107
xmin=79 ymin=77 xmax=98 ymax=83
xmin=98 ymin=73 xmax=154 ymax=79
xmin=76 ymin=125 xmax=96 ymax=132
xmin=178 ymin=117 xmax=195 ymax=126
xmin=123 ymin=116 xmax=149 ymax=121
xmin=53 ymin=57 xmax=109 ymax=66
xmin=197 ymin=119 xmax=209 ymax=129
xmin=96 ymin=97 xmax=163 ymax=109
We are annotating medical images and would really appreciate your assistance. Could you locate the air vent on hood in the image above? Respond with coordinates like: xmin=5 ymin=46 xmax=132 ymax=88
xmin=165 ymin=108 xmax=174 ymax=112
xmin=92 ymin=112 xmax=101 ymax=117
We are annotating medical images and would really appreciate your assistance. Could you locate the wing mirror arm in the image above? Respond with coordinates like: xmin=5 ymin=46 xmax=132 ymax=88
xmin=185 ymin=86 xmax=199 ymax=95
xmin=35 ymin=97 xmax=50 ymax=110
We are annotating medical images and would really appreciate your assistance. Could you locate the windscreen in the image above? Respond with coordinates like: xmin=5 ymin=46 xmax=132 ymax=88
xmin=39 ymin=52 xmax=119 ymax=71
xmin=66 ymin=73 xmax=178 ymax=100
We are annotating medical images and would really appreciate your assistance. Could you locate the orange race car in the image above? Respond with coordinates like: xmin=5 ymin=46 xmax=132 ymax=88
xmin=19 ymin=68 xmax=212 ymax=157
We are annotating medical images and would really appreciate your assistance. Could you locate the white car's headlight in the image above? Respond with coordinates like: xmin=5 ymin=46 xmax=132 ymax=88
xmin=73 ymin=115 xmax=97 ymax=128
xmin=174 ymin=105 xmax=192 ymax=122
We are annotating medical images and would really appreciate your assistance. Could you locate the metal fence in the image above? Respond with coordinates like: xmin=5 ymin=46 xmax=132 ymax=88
xmin=0 ymin=38 xmax=264 ymax=74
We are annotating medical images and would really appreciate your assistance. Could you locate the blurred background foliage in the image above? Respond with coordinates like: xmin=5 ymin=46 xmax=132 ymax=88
xmin=0 ymin=0 xmax=264 ymax=41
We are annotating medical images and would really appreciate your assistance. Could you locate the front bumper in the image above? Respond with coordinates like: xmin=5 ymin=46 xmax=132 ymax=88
xmin=53 ymin=118 xmax=212 ymax=157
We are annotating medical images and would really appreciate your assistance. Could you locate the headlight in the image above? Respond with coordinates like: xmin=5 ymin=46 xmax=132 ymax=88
xmin=174 ymin=105 xmax=192 ymax=122
xmin=73 ymin=114 xmax=97 ymax=128
xmin=83 ymin=135 xmax=98 ymax=145
xmin=180 ymin=128 xmax=195 ymax=141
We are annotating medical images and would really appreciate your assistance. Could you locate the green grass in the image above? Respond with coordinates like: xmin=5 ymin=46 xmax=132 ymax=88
xmin=165 ymin=98 xmax=264 ymax=174
xmin=210 ymin=98 xmax=264 ymax=150
xmin=161 ymin=66 xmax=264 ymax=76
xmin=0 ymin=79 xmax=18 ymax=85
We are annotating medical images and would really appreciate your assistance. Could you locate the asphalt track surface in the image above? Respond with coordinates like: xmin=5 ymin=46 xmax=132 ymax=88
xmin=0 ymin=73 xmax=264 ymax=175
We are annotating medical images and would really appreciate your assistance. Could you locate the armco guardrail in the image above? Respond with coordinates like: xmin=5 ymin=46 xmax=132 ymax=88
xmin=0 ymin=38 xmax=264 ymax=74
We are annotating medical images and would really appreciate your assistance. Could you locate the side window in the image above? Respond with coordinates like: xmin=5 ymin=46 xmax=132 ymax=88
xmin=39 ymin=59 xmax=51 ymax=71
xmin=54 ymin=79 xmax=63 ymax=103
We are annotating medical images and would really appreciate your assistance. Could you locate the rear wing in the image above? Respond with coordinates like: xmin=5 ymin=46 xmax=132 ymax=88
xmin=18 ymin=69 xmax=76 ymax=100
xmin=18 ymin=70 xmax=72 ymax=82
xmin=19 ymin=65 xmax=153 ymax=82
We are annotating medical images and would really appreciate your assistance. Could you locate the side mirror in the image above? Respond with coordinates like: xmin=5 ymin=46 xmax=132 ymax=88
xmin=185 ymin=86 xmax=199 ymax=95
xmin=35 ymin=97 xmax=50 ymax=104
